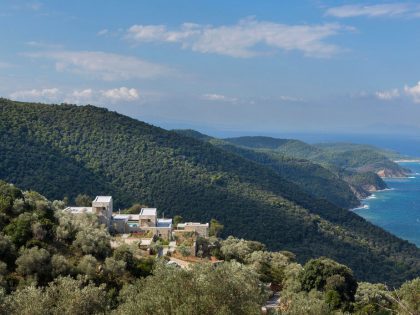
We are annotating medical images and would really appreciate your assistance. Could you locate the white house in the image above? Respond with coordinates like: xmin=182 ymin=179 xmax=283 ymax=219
xmin=65 ymin=196 xmax=209 ymax=241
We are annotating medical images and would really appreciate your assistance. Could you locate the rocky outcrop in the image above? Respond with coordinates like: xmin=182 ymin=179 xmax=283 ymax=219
xmin=377 ymin=168 xmax=408 ymax=178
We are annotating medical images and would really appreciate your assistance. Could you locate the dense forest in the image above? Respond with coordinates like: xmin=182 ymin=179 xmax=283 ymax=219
xmin=222 ymin=135 xmax=412 ymax=196
xmin=0 ymin=181 xmax=418 ymax=314
xmin=314 ymin=142 xmax=414 ymax=161
xmin=0 ymin=99 xmax=419 ymax=286
xmin=223 ymin=136 xmax=409 ymax=177
xmin=175 ymin=129 xmax=361 ymax=208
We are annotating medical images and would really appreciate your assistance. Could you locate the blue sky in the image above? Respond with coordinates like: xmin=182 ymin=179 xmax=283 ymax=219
xmin=1 ymin=0 xmax=420 ymax=136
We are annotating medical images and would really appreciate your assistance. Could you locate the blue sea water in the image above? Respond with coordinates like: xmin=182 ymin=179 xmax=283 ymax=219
xmin=354 ymin=162 xmax=420 ymax=247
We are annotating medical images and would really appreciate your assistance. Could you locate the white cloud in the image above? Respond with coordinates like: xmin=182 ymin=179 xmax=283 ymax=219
xmin=125 ymin=18 xmax=349 ymax=58
xmin=375 ymin=88 xmax=400 ymax=100
xmin=404 ymin=81 xmax=420 ymax=103
xmin=66 ymin=88 xmax=94 ymax=104
xmin=10 ymin=88 xmax=60 ymax=102
xmin=200 ymin=93 xmax=303 ymax=104
xmin=127 ymin=23 xmax=202 ymax=43
xmin=326 ymin=3 xmax=420 ymax=18
xmin=97 ymin=29 xmax=109 ymax=36
xmin=101 ymin=87 xmax=139 ymax=101
xmin=23 ymin=50 xmax=171 ymax=81
xmin=201 ymin=93 xmax=238 ymax=103
xmin=10 ymin=87 xmax=140 ymax=104
xmin=278 ymin=95 xmax=303 ymax=102
xmin=27 ymin=1 xmax=42 ymax=11
xmin=0 ymin=62 xmax=12 ymax=69
xmin=12 ymin=1 xmax=43 ymax=11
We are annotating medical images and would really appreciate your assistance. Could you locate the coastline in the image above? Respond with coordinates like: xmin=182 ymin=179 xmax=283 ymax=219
xmin=350 ymin=187 xmax=393 ymax=211
xmin=354 ymin=161 xmax=420 ymax=247
xmin=394 ymin=159 xmax=420 ymax=163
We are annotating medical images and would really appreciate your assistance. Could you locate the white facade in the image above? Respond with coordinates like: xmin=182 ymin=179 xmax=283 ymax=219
xmin=64 ymin=196 xmax=209 ymax=243
xmin=92 ymin=196 xmax=113 ymax=228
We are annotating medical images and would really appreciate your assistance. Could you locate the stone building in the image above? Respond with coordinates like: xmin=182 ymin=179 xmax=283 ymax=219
xmin=65 ymin=196 xmax=209 ymax=241
xmin=175 ymin=222 xmax=209 ymax=237
xmin=64 ymin=195 xmax=113 ymax=229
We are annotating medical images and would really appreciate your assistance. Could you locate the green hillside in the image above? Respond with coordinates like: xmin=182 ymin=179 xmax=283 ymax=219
xmin=223 ymin=136 xmax=409 ymax=196
xmin=224 ymin=136 xmax=409 ymax=176
xmin=176 ymin=130 xmax=360 ymax=209
xmin=315 ymin=142 xmax=412 ymax=161
xmin=0 ymin=99 xmax=419 ymax=285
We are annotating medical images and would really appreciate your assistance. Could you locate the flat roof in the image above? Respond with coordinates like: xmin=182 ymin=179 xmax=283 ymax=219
xmin=157 ymin=218 xmax=172 ymax=228
xmin=94 ymin=196 xmax=112 ymax=203
xmin=64 ymin=206 xmax=93 ymax=214
xmin=140 ymin=208 xmax=157 ymax=216
xmin=177 ymin=222 xmax=209 ymax=227
xmin=113 ymin=214 xmax=139 ymax=220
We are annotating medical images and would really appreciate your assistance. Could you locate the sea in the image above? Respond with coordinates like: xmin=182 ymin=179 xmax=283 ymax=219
xmin=353 ymin=162 xmax=420 ymax=247
xmin=290 ymin=134 xmax=420 ymax=248
xmin=206 ymin=130 xmax=420 ymax=247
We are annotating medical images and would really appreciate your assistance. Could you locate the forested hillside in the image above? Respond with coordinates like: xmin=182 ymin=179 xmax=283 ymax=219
xmin=223 ymin=135 xmax=411 ymax=197
xmin=224 ymin=136 xmax=409 ymax=177
xmin=315 ymin=142 xmax=412 ymax=161
xmin=0 ymin=99 xmax=419 ymax=285
xmin=175 ymin=129 xmax=360 ymax=208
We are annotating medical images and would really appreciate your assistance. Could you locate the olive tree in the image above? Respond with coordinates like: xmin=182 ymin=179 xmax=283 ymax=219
xmin=0 ymin=234 xmax=16 ymax=267
xmin=115 ymin=261 xmax=267 ymax=315
xmin=51 ymin=254 xmax=73 ymax=277
xmin=104 ymin=257 xmax=127 ymax=278
xmin=354 ymin=282 xmax=392 ymax=314
xmin=299 ymin=257 xmax=357 ymax=311
xmin=395 ymin=277 xmax=420 ymax=315
xmin=220 ymin=236 xmax=265 ymax=262
xmin=77 ymin=255 xmax=98 ymax=279
xmin=15 ymin=246 xmax=51 ymax=282
xmin=75 ymin=194 xmax=92 ymax=207
xmin=1 ymin=276 xmax=108 ymax=315
xmin=73 ymin=225 xmax=111 ymax=258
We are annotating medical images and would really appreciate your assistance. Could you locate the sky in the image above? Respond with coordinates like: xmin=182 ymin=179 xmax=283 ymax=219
xmin=1 ymin=0 xmax=420 ymax=137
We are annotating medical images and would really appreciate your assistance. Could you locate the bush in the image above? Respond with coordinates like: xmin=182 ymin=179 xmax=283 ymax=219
xmin=115 ymin=261 xmax=267 ymax=315
xmin=354 ymin=282 xmax=392 ymax=314
xmin=51 ymin=254 xmax=73 ymax=277
xmin=77 ymin=255 xmax=98 ymax=279
xmin=104 ymin=257 xmax=126 ymax=278
xmin=0 ymin=234 xmax=16 ymax=267
xmin=2 ymin=276 xmax=108 ymax=315
xmin=396 ymin=277 xmax=420 ymax=314
xmin=73 ymin=226 xmax=111 ymax=258
xmin=177 ymin=244 xmax=191 ymax=257
xmin=220 ymin=236 xmax=265 ymax=262
xmin=15 ymin=246 xmax=51 ymax=283
xmin=299 ymin=257 xmax=357 ymax=311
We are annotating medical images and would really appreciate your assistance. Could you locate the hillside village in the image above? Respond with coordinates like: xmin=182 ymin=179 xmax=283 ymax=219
xmin=64 ymin=196 xmax=210 ymax=261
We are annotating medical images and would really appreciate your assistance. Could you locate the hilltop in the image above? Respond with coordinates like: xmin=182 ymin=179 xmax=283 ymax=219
xmin=0 ymin=98 xmax=419 ymax=285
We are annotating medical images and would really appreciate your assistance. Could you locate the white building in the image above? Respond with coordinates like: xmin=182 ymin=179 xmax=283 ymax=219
xmin=64 ymin=196 xmax=113 ymax=228
xmin=113 ymin=208 xmax=173 ymax=240
xmin=65 ymin=196 xmax=209 ymax=241
xmin=176 ymin=222 xmax=209 ymax=237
